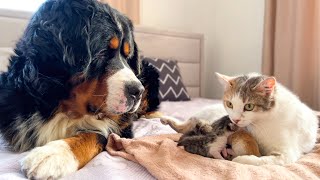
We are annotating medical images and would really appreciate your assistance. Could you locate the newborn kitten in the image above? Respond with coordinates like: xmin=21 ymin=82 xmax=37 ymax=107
xmin=162 ymin=115 xmax=238 ymax=159
xmin=225 ymin=129 xmax=261 ymax=160
xmin=215 ymin=72 xmax=318 ymax=165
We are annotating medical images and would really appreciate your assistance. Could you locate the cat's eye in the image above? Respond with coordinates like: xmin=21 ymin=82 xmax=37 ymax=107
xmin=225 ymin=101 xmax=233 ymax=109
xmin=244 ymin=104 xmax=255 ymax=111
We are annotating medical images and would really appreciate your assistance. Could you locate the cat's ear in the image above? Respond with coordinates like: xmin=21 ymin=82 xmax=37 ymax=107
xmin=253 ymin=77 xmax=276 ymax=96
xmin=215 ymin=72 xmax=233 ymax=89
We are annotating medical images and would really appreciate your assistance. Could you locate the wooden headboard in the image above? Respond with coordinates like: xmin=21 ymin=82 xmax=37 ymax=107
xmin=134 ymin=26 xmax=204 ymax=97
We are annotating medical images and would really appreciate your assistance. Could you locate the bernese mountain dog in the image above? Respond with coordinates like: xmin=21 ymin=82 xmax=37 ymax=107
xmin=0 ymin=0 xmax=159 ymax=179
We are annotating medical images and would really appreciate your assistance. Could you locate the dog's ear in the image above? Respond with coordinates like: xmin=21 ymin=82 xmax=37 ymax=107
xmin=127 ymin=41 xmax=141 ymax=75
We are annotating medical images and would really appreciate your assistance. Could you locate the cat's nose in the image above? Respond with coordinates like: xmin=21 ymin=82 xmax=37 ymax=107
xmin=233 ymin=119 xmax=240 ymax=124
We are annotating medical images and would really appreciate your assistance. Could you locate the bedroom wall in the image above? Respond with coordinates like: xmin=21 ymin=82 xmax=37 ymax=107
xmin=140 ymin=0 xmax=265 ymax=99
xmin=0 ymin=16 xmax=29 ymax=47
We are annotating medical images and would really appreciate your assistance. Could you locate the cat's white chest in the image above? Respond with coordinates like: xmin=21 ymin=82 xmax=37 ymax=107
xmin=246 ymin=119 xmax=288 ymax=155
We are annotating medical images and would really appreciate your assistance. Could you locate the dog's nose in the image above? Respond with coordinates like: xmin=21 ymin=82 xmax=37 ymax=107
xmin=125 ymin=82 xmax=145 ymax=100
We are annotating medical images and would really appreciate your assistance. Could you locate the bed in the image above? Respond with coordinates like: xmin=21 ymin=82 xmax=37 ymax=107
xmin=0 ymin=98 xmax=222 ymax=180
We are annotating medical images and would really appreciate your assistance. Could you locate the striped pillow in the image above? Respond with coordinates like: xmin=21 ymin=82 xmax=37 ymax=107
xmin=142 ymin=57 xmax=190 ymax=101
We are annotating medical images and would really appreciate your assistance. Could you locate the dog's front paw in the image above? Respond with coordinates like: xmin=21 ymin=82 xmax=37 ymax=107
xmin=21 ymin=140 xmax=78 ymax=180
xmin=232 ymin=155 xmax=261 ymax=165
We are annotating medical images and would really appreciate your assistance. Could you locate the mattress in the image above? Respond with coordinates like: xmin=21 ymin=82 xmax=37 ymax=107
xmin=0 ymin=98 xmax=221 ymax=180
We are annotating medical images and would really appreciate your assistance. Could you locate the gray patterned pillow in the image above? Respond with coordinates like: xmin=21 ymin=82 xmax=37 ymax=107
xmin=143 ymin=57 xmax=190 ymax=101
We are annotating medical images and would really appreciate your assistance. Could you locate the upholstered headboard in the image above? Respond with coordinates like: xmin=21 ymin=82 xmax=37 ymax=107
xmin=0 ymin=12 xmax=204 ymax=97
xmin=134 ymin=26 xmax=204 ymax=97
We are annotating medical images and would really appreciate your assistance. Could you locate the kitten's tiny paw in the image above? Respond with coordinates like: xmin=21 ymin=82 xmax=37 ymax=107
xmin=232 ymin=155 xmax=261 ymax=165
xmin=221 ymin=148 xmax=228 ymax=158
xmin=199 ymin=124 xmax=212 ymax=134
xmin=160 ymin=118 xmax=169 ymax=125
xmin=160 ymin=116 xmax=174 ymax=125
xmin=189 ymin=117 xmax=200 ymax=121
xmin=228 ymin=123 xmax=238 ymax=131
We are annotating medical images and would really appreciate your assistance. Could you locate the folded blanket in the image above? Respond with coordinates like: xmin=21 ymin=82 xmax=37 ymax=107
xmin=107 ymin=132 xmax=320 ymax=180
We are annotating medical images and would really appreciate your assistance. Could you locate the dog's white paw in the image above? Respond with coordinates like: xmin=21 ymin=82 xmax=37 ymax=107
xmin=21 ymin=140 xmax=78 ymax=180
xmin=232 ymin=155 xmax=261 ymax=165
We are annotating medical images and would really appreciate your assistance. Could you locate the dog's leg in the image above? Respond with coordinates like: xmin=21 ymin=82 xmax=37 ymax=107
xmin=160 ymin=116 xmax=198 ymax=134
xmin=143 ymin=111 xmax=163 ymax=119
xmin=21 ymin=132 xmax=106 ymax=180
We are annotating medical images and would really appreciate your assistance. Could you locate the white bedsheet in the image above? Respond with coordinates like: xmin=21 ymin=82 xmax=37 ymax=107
xmin=0 ymin=98 xmax=221 ymax=180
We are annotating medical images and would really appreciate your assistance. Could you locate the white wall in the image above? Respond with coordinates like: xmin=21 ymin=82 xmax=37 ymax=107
xmin=140 ymin=0 xmax=265 ymax=98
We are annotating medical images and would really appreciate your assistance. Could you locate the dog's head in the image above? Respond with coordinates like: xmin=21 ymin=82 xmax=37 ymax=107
xmin=17 ymin=0 xmax=143 ymax=117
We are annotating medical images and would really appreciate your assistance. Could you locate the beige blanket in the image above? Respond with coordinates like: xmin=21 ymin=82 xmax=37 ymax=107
xmin=107 ymin=133 xmax=320 ymax=180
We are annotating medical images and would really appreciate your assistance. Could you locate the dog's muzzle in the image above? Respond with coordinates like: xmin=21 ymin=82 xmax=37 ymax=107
xmin=125 ymin=81 xmax=145 ymax=112
xmin=105 ymin=67 xmax=144 ymax=114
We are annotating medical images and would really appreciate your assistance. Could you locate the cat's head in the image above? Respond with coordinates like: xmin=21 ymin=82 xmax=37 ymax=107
xmin=215 ymin=72 xmax=276 ymax=127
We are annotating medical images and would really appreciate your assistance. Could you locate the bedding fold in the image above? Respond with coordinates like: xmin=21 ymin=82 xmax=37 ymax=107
xmin=107 ymin=132 xmax=320 ymax=180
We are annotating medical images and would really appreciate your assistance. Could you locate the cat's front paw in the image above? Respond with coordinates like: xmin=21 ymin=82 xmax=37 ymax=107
xmin=232 ymin=155 xmax=261 ymax=165
xmin=21 ymin=140 xmax=78 ymax=180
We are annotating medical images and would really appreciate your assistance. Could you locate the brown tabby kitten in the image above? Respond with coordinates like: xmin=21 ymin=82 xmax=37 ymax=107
xmin=161 ymin=115 xmax=238 ymax=159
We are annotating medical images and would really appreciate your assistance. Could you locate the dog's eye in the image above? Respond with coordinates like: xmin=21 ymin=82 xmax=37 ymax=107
xmin=123 ymin=42 xmax=130 ymax=57
xmin=109 ymin=37 xmax=119 ymax=49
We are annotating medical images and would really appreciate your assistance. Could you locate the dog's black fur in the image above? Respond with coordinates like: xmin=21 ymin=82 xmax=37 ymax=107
xmin=0 ymin=0 xmax=159 ymax=151
xmin=138 ymin=60 xmax=160 ymax=113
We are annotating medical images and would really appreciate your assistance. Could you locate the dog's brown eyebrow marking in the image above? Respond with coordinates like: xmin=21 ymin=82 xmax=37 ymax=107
xmin=123 ymin=42 xmax=130 ymax=56
xmin=109 ymin=37 xmax=119 ymax=49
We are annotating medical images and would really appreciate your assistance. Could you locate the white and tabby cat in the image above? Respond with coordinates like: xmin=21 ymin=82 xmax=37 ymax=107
xmin=215 ymin=72 xmax=318 ymax=165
